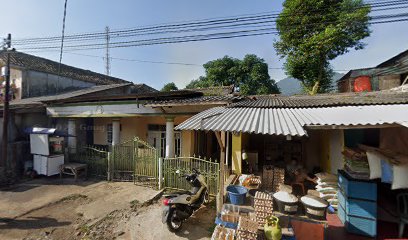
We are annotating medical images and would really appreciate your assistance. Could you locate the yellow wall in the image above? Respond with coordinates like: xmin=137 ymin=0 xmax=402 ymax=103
xmin=232 ymin=133 xmax=242 ymax=174
xmin=181 ymin=130 xmax=194 ymax=157
xmin=93 ymin=116 xmax=191 ymax=155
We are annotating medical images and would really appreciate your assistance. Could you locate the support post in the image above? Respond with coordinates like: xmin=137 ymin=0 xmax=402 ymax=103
xmin=112 ymin=119 xmax=120 ymax=146
xmin=165 ymin=117 xmax=175 ymax=158
xmin=67 ymin=119 xmax=77 ymax=154
xmin=107 ymin=152 xmax=111 ymax=181
xmin=158 ymin=157 xmax=163 ymax=189
xmin=1 ymin=34 xmax=11 ymax=169
xmin=215 ymin=131 xmax=225 ymax=215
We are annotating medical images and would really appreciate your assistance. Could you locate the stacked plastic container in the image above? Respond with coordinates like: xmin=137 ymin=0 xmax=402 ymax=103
xmin=337 ymin=170 xmax=377 ymax=238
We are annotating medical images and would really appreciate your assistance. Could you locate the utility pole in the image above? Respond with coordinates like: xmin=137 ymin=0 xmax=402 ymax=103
xmin=1 ymin=34 xmax=11 ymax=169
xmin=105 ymin=26 xmax=111 ymax=76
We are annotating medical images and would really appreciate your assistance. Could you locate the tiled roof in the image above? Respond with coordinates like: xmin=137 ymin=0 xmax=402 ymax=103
xmin=230 ymin=91 xmax=408 ymax=108
xmin=145 ymin=95 xmax=241 ymax=107
xmin=7 ymin=83 xmax=131 ymax=108
xmin=185 ymin=85 xmax=234 ymax=96
xmin=0 ymin=51 xmax=130 ymax=85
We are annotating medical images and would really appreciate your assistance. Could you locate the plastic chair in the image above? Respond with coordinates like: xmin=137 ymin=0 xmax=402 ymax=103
xmin=397 ymin=193 xmax=408 ymax=238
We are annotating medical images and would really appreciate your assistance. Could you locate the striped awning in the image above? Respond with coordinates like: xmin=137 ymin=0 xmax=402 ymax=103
xmin=175 ymin=104 xmax=408 ymax=136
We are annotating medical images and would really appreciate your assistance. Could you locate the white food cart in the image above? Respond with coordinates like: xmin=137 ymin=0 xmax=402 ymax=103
xmin=29 ymin=128 xmax=65 ymax=176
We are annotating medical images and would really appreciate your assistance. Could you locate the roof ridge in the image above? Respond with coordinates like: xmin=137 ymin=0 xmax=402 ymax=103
xmin=0 ymin=50 xmax=130 ymax=85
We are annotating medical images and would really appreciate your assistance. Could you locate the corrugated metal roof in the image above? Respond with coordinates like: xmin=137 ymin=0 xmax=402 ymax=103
xmin=230 ymin=91 xmax=408 ymax=108
xmin=176 ymin=104 xmax=408 ymax=136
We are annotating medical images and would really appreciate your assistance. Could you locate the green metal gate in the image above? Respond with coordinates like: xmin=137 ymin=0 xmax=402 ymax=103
xmin=133 ymin=137 xmax=159 ymax=187
xmin=161 ymin=156 xmax=220 ymax=196
xmin=69 ymin=145 xmax=109 ymax=179
xmin=110 ymin=137 xmax=159 ymax=186
xmin=110 ymin=140 xmax=134 ymax=181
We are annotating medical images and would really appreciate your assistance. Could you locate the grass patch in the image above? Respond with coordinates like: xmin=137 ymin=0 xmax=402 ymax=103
xmin=80 ymin=224 xmax=90 ymax=234
xmin=58 ymin=194 xmax=88 ymax=203
xmin=130 ymin=199 xmax=140 ymax=207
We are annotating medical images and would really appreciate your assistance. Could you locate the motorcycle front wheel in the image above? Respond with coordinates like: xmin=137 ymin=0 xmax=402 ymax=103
xmin=166 ymin=208 xmax=183 ymax=232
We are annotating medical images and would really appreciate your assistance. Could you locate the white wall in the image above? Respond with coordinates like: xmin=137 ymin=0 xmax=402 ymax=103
xmin=329 ymin=129 xmax=344 ymax=175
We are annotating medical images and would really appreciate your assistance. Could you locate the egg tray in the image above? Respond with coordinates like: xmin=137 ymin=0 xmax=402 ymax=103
xmin=254 ymin=191 xmax=273 ymax=200
xmin=211 ymin=225 xmax=236 ymax=240
xmin=237 ymin=217 xmax=258 ymax=235
xmin=255 ymin=208 xmax=273 ymax=215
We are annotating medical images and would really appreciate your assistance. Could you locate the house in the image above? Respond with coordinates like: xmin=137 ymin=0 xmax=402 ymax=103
xmin=176 ymin=89 xmax=408 ymax=238
xmin=44 ymin=89 xmax=240 ymax=159
xmin=0 ymin=51 xmax=152 ymax=178
xmin=337 ymin=49 xmax=408 ymax=92
xmin=0 ymin=51 xmax=136 ymax=142
xmin=0 ymin=51 xmax=130 ymax=100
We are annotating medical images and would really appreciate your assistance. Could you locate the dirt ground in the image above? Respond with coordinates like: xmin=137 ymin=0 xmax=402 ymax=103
xmin=125 ymin=201 xmax=215 ymax=240
xmin=0 ymin=178 xmax=215 ymax=240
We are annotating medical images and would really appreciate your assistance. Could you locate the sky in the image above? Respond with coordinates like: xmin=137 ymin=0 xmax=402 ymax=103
xmin=0 ymin=0 xmax=407 ymax=90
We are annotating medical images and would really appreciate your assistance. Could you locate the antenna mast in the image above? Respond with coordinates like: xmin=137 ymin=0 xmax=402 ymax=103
xmin=105 ymin=26 xmax=111 ymax=76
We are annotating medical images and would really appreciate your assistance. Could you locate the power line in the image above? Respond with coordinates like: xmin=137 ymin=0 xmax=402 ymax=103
xmin=59 ymin=51 xmax=360 ymax=73
xmin=17 ymin=14 xmax=408 ymax=53
xmin=64 ymin=52 xmax=202 ymax=66
xmin=12 ymin=9 xmax=408 ymax=52
xmin=12 ymin=0 xmax=408 ymax=45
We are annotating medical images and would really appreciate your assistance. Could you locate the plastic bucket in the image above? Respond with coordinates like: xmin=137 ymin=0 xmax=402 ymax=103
xmin=227 ymin=185 xmax=248 ymax=205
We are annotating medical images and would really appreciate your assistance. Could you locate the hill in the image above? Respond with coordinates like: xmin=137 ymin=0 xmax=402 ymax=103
xmin=277 ymin=72 xmax=345 ymax=95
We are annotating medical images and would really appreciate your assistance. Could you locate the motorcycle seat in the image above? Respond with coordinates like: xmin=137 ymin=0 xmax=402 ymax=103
xmin=164 ymin=190 xmax=193 ymax=197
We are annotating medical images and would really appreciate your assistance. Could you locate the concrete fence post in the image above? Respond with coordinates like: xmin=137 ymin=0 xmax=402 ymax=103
xmin=107 ymin=152 xmax=111 ymax=181
xmin=158 ymin=157 xmax=163 ymax=190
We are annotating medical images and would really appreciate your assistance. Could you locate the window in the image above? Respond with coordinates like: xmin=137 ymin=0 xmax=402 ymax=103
xmin=160 ymin=132 xmax=166 ymax=158
xmin=107 ymin=124 xmax=113 ymax=144
xmin=175 ymin=132 xmax=181 ymax=157
xmin=147 ymin=129 xmax=182 ymax=158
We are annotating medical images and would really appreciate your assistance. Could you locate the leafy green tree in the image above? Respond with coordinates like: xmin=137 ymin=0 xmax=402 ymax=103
xmin=161 ymin=82 xmax=178 ymax=92
xmin=274 ymin=0 xmax=370 ymax=95
xmin=186 ymin=54 xmax=280 ymax=95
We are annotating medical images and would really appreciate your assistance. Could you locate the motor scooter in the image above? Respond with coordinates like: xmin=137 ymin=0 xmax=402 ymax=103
xmin=161 ymin=168 xmax=209 ymax=232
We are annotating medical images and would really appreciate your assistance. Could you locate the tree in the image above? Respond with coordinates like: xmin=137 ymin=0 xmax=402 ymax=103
xmin=274 ymin=0 xmax=371 ymax=95
xmin=186 ymin=54 xmax=280 ymax=95
xmin=161 ymin=82 xmax=178 ymax=92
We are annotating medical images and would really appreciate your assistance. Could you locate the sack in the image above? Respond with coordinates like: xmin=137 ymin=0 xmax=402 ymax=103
xmin=366 ymin=151 xmax=382 ymax=179
xmin=315 ymin=172 xmax=337 ymax=182
xmin=392 ymin=164 xmax=408 ymax=190
xmin=316 ymin=186 xmax=338 ymax=194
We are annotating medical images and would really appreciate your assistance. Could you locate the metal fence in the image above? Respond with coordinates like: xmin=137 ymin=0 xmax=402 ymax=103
xmin=69 ymin=145 xmax=109 ymax=179
xmin=109 ymin=137 xmax=158 ymax=185
xmin=110 ymin=140 xmax=134 ymax=181
xmin=69 ymin=139 xmax=220 ymax=195
xmin=133 ymin=138 xmax=159 ymax=187
xmin=161 ymin=156 xmax=220 ymax=196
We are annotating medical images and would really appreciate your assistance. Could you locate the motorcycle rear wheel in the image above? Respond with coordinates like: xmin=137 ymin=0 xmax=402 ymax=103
xmin=203 ymin=191 xmax=209 ymax=204
xmin=166 ymin=209 xmax=183 ymax=232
